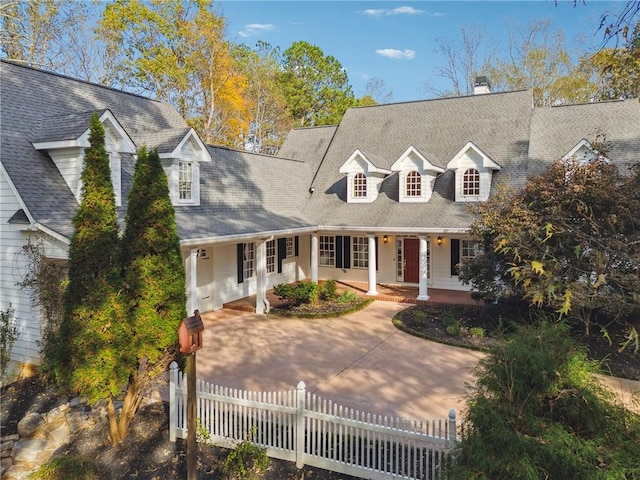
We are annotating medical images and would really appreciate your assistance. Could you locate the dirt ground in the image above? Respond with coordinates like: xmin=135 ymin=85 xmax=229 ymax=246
xmin=1 ymin=376 xmax=358 ymax=479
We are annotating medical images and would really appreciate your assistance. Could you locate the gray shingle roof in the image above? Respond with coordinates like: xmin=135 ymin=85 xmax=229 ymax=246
xmin=529 ymin=98 xmax=640 ymax=176
xmin=3 ymin=60 xmax=638 ymax=243
xmin=293 ymin=90 xmax=534 ymax=230
xmin=1 ymin=61 xmax=187 ymax=239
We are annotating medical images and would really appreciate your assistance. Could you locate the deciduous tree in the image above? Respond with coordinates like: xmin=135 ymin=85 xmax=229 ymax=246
xmin=461 ymin=140 xmax=640 ymax=344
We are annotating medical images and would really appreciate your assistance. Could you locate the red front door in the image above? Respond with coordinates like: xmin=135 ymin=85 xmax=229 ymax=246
xmin=404 ymin=238 xmax=419 ymax=283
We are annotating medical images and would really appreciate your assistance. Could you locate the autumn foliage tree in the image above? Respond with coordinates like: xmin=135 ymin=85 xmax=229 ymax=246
xmin=461 ymin=142 xmax=640 ymax=345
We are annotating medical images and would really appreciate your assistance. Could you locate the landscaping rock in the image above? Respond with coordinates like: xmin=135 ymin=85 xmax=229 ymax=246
xmin=16 ymin=413 xmax=44 ymax=438
xmin=12 ymin=437 xmax=53 ymax=463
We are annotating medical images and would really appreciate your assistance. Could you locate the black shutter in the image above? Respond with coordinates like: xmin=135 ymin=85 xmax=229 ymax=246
xmin=343 ymin=236 xmax=351 ymax=269
xmin=277 ymin=238 xmax=287 ymax=273
xmin=294 ymin=236 xmax=299 ymax=256
xmin=237 ymin=243 xmax=244 ymax=284
xmin=336 ymin=236 xmax=343 ymax=269
xmin=375 ymin=236 xmax=379 ymax=271
xmin=451 ymin=239 xmax=460 ymax=276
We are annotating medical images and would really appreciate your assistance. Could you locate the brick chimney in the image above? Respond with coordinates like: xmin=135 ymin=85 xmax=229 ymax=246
xmin=473 ymin=76 xmax=491 ymax=95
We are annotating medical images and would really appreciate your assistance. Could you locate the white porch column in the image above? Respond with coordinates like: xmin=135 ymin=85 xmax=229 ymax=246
xmin=366 ymin=234 xmax=378 ymax=296
xmin=255 ymin=240 xmax=267 ymax=315
xmin=310 ymin=233 xmax=319 ymax=283
xmin=417 ymin=235 xmax=430 ymax=301
xmin=189 ymin=248 xmax=198 ymax=315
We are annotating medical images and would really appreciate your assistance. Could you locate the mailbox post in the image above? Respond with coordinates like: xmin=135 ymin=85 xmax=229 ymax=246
xmin=179 ymin=310 xmax=204 ymax=480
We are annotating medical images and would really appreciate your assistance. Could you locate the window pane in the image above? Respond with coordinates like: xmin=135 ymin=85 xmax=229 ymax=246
xmin=353 ymin=173 xmax=367 ymax=198
xmin=243 ymin=243 xmax=255 ymax=278
xmin=179 ymin=161 xmax=193 ymax=200
xmin=406 ymin=171 xmax=421 ymax=197
xmin=462 ymin=168 xmax=480 ymax=196
xmin=352 ymin=236 xmax=368 ymax=268
xmin=319 ymin=235 xmax=335 ymax=267
xmin=286 ymin=237 xmax=294 ymax=257
xmin=266 ymin=240 xmax=275 ymax=274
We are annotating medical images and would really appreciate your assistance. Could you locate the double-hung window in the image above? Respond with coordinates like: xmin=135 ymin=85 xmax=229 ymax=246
xmin=461 ymin=240 xmax=480 ymax=263
xmin=179 ymin=161 xmax=193 ymax=200
xmin=286 ymin=237 xmax=294 ymax=257
xmin=266 ymin=239 xmax=275 ymax=274
xmin=319 ymin=235 xmax=335 ymax=267
xmin=352 ymin=236 xmax=368 ymax=269
xmin=243 ymin=242 xmax=255 ymax=279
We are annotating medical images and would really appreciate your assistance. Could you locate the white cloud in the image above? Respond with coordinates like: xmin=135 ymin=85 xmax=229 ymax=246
xmin=375 ymin=49 xmax=416 ymax=60
xmin=361 ymin=6 xmax=444 ymax=17
xmin=238 ymin=23 xmax=275 ymax=38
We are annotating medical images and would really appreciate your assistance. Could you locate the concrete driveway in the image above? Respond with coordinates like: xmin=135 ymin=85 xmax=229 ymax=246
xmin=196 ymin=302 xmax=485 ymax=421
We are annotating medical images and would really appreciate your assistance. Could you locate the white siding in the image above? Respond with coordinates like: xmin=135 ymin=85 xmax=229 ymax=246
xmin=48 ymin=147 xmax=84 ymax=201
xmin=0 ymin=173 xmax=68 ymax=370
xmin=431 ymin=236 xmax=472 ymax=291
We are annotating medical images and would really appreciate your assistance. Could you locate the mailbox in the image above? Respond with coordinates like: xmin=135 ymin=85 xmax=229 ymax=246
xmin=179 ymin=310 xmax=204 ymax=353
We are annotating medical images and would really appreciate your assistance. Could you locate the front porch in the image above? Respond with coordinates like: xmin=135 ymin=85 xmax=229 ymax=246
xmin=223 ymin=281 xmax=481 ymax=313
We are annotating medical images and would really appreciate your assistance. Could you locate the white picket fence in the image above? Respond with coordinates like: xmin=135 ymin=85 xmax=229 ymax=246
xmin=169 ymin=362 xmax=457 ymax=480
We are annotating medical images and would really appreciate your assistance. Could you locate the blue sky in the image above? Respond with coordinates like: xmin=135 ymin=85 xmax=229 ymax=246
xmin=216 ymin=1 xmax=623 ymax=102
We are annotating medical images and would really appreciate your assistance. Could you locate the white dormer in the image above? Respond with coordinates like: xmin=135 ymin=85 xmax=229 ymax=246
xmin=339 ymin=149 xmax=391 ymax=203
xmin=32 ymin=110 xmax=136 ymax=206
xmin=447 ymin=142 xmax=501 ymax=202
xmin=391 ymin=146 xmax=444 ymax=203
xmin=156 ymin=129 xmax=210 ymax=206
xmin=563 ymin=139 xmax=610 ymax=164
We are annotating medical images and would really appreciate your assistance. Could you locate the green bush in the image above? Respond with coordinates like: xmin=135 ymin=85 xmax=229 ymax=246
xmin=445 ymin=321 xmax=461 ymax=336
xmin=448 ymin=320 xmax=640 ymax=480
xmin=0 ymin=305 xmax=19 ymax=381
xmin=28 ymin=456 xmax=100 ymax=479
xmin=336 ymin=290 xmax=359 ymax=303
xmin=468 ymin=326 xmax=485 ymax=338
xmin=222 ymin=427 xmax=270 ymax=480
xmin=273 ymin=281 xmax=320 ymax=306
xmin=320 ymin=279 xmax=337 ymax=301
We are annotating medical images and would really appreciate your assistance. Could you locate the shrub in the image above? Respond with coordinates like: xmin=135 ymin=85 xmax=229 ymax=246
xmin=320 ymin=279 xmax=337 ymax=301
xmin=28 ymin=455 xmax=100 ymax=479
xmin=445 ymin=321 xmax=461 ymax=336
xmin=469 ymin=327 xmax=485 ymax=338
xmin=448 ymin=320 xmax=640 ymax=479
xmin=272 ymin=283 xmax=294 ymax=302
xmin=222 ymin=427 xmax=270 ymax=480
xmin=0 ymin=305 xmax=19 ymax=381
xmin=336 ymin=290 xmax=359 ymax=304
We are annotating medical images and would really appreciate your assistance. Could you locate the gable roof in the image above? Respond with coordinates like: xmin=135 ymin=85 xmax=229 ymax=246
xmin=288 ymin=90 xmax=534 ymax=231
xmin=1 ymin=60 xmax=188 ymax=239
xmin=529 ymin=98 xmax=640 ymax=176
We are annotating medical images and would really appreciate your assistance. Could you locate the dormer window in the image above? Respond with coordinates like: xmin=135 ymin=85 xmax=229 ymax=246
xmin=391 ymin=146 xmax=443 ymax=203
xmin=353 ymin=173 xmax=367 ymax=198
xmin=406 ymin=171 xmax=421 ymax=197
xmin=179 ymin=161 xmax=193 ymax=201
xmin=339 ymin=149 xmax=391 ymax=203
xmin=462 ymin=168 xmax=480 ymax=196
xmin=447 ymin=142 xmax=501 ymax=202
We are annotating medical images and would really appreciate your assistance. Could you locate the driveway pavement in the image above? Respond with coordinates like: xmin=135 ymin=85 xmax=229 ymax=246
xmin=195 ymin=302 xmax=485 ymax=421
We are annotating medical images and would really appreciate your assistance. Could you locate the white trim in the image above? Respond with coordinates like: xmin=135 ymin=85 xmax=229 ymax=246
xmin=447 ymin=141 xmax=501 ymax=171
xmin=391 ymin=146 xmax=444 ymax=173
xmin=339 ymin=149 xmax=392 ymax=176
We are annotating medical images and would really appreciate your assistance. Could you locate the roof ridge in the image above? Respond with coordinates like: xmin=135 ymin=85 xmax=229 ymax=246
xmin=1 ymin=59 xmax=164 ymax=103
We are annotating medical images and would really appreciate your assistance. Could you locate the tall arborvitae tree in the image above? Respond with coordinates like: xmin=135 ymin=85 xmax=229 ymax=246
xmin=55 ymin=113 xmax=132 ymax=435
xmin=117 ymin=147 xmax=186 ymax=442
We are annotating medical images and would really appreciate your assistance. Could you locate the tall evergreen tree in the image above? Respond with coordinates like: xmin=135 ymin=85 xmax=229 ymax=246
xmin=55 ymin=113 xmax=131 ymax=416
xmin=116 ymin=147 xmax=186 ymax=442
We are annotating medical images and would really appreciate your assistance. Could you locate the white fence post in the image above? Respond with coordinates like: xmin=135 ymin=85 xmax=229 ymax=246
xmin=295 ymin=381 xmax=306 ymax=468
xmin=448 ymin=408 xmax=457 ymax=442
xmin=169 ymin=361 xmax=178 ymax=442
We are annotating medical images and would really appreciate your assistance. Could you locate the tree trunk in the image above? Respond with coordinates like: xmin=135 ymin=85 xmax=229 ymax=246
xmin=106 ymin=396 xmax=122 ymax=445
xmin=117 ymin=372 xmax=143 ymax=442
